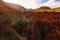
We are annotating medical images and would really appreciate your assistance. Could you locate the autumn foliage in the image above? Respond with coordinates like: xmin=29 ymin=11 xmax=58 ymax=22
xmin=0 ymin=1 xmax=60 ymax=40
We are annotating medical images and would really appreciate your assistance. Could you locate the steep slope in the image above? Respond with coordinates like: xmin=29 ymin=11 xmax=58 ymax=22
xmin=0 ymin=0 xmax=26 ymax=13
xmin=0 ymin=1 xmax=26 ymax=40
xmin=5 ymin=2 xmax=26 ymax=12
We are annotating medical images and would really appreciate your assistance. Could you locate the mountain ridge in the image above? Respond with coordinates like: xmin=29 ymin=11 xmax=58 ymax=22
xmin=0 ymin=0 xmax=60 ymax=12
